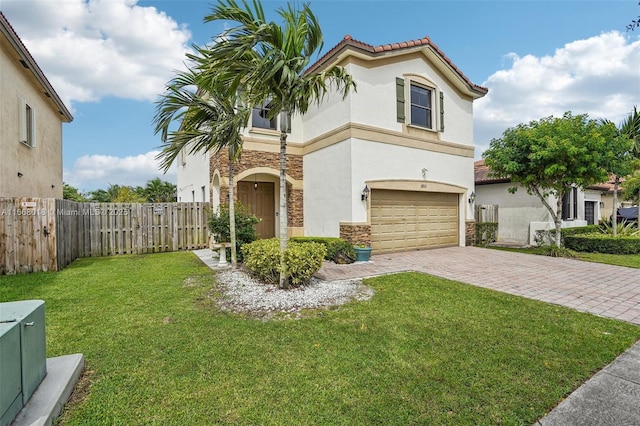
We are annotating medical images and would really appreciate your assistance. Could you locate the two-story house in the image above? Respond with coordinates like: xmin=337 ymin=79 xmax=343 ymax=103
xmin=178 ymin=35 xmax=487 ymax=253
xmin=0 ymin=12 xmax=73 ymax=198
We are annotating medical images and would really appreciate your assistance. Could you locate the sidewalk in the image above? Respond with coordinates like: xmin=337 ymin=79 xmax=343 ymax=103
xmin=315 ymin=246 xmax=640 ymax=425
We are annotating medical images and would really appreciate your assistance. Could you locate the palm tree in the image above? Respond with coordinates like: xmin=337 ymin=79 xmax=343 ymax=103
xmin=599 ymin=106 xmax=639 ymax=235
xmin=203 ymin=0 xmax=356 ymax=288
xmin=153 ymin=60 xmax=250 ymax=267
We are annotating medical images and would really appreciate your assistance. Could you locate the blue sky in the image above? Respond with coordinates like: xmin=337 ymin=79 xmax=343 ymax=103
xmin=1 ymin=0 xmax=639 ymax=191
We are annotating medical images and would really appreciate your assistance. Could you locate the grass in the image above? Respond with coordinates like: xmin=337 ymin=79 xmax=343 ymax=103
xmin=489 ymin=245 xmax=640 ymax=268
xmin=1 ymin=252 xmax=639 ymax=425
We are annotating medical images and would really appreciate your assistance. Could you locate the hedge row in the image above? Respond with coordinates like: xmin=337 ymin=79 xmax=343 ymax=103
xmin=564 ymin=234 xmax=640 ymax=254
xmin=290 ymin=236 xmax=355 ymax=264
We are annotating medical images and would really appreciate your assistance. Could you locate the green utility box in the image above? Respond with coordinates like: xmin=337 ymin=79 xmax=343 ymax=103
xmin=0 ymin=300 xmax=47 ymax=426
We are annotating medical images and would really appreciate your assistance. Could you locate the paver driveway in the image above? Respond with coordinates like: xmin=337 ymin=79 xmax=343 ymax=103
xmin=316 ymin=246 xmax=640 ymax=325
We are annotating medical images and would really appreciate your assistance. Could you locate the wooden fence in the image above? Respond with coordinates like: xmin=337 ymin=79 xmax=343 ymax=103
xmin=1 ymin=198 xmax=210 ymax=274
xmin=475 ymin=204 xmax=498 ymax=223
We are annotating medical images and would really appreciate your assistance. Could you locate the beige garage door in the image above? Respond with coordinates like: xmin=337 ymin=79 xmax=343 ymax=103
xmin=371 ymin=190 xmax=459 ymax=253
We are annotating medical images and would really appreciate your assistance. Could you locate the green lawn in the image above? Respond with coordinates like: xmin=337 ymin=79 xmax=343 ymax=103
xmin=489 ymin=246 xmax=640 ymax=268
xmin=1 ymin=252 xmax=639 ymax=425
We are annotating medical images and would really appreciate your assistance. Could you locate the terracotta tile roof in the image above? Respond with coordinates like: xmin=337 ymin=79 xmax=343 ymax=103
xmin=474 ymin=160 xmax=511 ymax=184
xmin=587 ymin=175 xmax=626 ymax=193
xmin=475 ymin=160 xmax=623 ymax=191
xmin=0 ymin=11 xmax=72 ymax=122
xmin=307 ymin=34 xmax=488 ymax=97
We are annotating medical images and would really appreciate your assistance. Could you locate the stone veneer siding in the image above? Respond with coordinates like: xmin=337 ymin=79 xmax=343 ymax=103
xmin=210 ymin=148 xmax=303 ymax=228
xmin=340 ymin=223 xmax=371 ymax=246
xmin=465 ymin=220 xmax=476 ymax=246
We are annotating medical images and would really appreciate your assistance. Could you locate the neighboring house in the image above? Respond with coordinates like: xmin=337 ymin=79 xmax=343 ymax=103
xmin=179 ymin=35 xmax=487 ymax=253
xmin=0 ymin=12 xmax=73 ymax=198
xmin=474 ymin=160 xmax=606 ymax=245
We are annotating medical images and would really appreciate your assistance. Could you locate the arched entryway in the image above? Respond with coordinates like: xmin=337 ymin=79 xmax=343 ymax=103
xmin=237 ymin=175 xmax=276 ymax=239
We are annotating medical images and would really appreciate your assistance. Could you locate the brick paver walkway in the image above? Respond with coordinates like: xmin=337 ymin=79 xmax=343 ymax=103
xmin=316 ymin=246 xmax=640 ymax=325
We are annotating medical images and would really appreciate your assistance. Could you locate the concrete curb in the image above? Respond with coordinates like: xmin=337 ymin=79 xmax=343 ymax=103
xmin=13 ymin=353 xmax=84 ymax=426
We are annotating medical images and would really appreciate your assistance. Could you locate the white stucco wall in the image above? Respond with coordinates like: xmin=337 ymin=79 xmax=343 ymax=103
xmin=303 ymin=140 xmax=352 ymax=236
xmin=177 ymin=149 xmax=209 ymax=202
xmin=476 ymin=183 xmax=601 ymax=245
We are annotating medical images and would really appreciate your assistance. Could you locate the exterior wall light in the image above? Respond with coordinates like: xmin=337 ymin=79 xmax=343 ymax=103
xmin=468 ymin=191 xmax=476 ymax=204
xmin=361 ymin=185 xmax=370 ymax=201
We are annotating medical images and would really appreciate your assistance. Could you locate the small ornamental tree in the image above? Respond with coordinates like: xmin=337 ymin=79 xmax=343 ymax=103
xmin=483 ymin=112 xmax=633 ymax=247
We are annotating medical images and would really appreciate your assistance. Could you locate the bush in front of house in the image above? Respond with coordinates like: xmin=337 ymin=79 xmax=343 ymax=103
xmin=475 ymin=222 xmax=498 ymax=246
xmin=290 ymin=236 xmax=355 ymax=263
xmin=242 ymin=238 xmax=327 ymax=287
xmin=534 ymin=225 xmax=601 ymax=247
xmin=208 ymin=203 xmax=260 ymax=260
xmin=564 ymin=234 xmax=640 ymax=254
xmin=284 ymin=242 xmax=327 ymax=286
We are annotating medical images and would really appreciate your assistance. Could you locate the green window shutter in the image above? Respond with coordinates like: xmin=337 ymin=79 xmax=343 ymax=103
xmin=439 ymin=91 xmax=445 ymax=132
xmin=396 ymin=77 xmax=405 ymax=123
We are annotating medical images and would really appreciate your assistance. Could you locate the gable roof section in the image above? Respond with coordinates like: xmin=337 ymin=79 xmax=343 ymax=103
xmin=0 ymin=12 xmax=73 ymax=122
xmin=307 ymin=35 xmax=488 ymax=100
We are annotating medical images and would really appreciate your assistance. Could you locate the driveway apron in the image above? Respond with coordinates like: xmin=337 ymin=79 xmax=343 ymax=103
xmin=316 ymin=246 xmax=640 ymax=325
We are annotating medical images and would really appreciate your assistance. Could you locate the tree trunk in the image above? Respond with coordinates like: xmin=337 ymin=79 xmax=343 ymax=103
xmin=228 ymin=148 xmax=237 ymax=268
xmin=613 ymin=176 xmax=619 ymax=237
xmin=278 ymin=113 xmax=289 ymax=289
xmin=554 ymin=196 xmax=563 ymax=247
xmin=531 ymin=185 xmax=563 ymax=247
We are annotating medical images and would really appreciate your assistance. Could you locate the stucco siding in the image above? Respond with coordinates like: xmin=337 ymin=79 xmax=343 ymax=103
xmin=177 ymin=149 xmax=209 ymax=202
xmin=303 ymin=140 xmax=352 ymax=236
xmin=0 ymin=38 xmax=63 ymax=198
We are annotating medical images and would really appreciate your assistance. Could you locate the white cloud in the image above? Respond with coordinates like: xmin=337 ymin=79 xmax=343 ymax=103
xmin=1 ymin=0 xmax=192 ymax=108
xmin=64 ymin=151 xmax=176 ymax=191
xmin=474 ymin=31 xmax=640 ymax=157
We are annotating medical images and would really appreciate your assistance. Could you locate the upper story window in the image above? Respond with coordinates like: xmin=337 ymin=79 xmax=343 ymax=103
xmin=396 ymin=76 xmax=445 ymax=132
xmin=19 ymin=98 xmax=36 ymax=148
xmin=410 ymin=84 xmax=432 ymax=129
xmin=252 ymin=101 xmax=277 ymax=130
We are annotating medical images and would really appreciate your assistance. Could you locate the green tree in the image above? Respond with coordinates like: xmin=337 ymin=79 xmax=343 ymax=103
xmin=143 ymin=178 xmax=177 ymax=202
xmin=86 ymin=189 xmax=110 ymax=203
xmin=154 ymin=61 xmax=250 ymax=268
xmin=483 ymin=112 xmax=633 ymax=247
xmin=62 ymin=183 xmax=86 ymax=201
xmin=112 ymin=186 xmax=146 ymax=203
xmin=204 ymin=0 xmax=356 ymax=287
xmin=600 ymin=106 xmax=640 ymax=234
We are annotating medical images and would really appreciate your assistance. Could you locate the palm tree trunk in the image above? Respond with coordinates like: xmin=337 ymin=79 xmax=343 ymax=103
xmin=613 ymin=176 xmax=619 ymax=237
xmin=228 ymin=147 xmax=237 ymax=268
xmin=278 ymin=113 xmax=289 ymax=289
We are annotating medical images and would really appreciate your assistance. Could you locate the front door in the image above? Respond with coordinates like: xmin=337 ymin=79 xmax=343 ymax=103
xmin=237 ymin=181 xmax=275 ymax=239
xmin=585 ymin=201 xmax=596 ymax=225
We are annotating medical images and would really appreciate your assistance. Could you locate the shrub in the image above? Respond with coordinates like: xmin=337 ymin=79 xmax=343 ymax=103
xmin=290 ymin=236 xmax=355 ymax=264
xmin=209 ymin=203 xmax=260 ymax=260
xmin=539 ymin=245 xmax=576 ymax=258
xmin=535 ymin=225 xmax=600 ymax=247
xmin=242 ymin=239 xmax=327 ymax=287
xmin=284 ymin=242 xmax=327 ymax=286
xmin=475 ymin=222 xmax=498 ymax=246
xmin=598 ymin=219 xmax=639 ymax=237
xmin=241 ymin=239 xmax=281 ymax=285
xmin=564 ymin=233 xmax=640 ymax=254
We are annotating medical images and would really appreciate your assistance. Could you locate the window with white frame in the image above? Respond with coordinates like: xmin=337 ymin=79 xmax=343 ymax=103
xmin=396 ymin=77 xmax=445 ymax=132
xmin=410 ymin=83 xmax=432 ymax=128
xmin=19 ymin=98 xmax=36 ymax=147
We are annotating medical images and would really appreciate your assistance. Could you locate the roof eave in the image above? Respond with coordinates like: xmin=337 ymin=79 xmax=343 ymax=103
xmin=0 ymin=12 xmax=73 ymax=122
